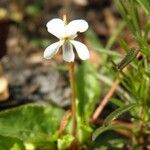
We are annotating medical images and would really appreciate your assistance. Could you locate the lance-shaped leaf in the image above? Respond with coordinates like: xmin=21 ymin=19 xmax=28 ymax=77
xmin=92 ymin=124 xmax=132 ymax=141
xmin=76 ymin=62 xmax=101 ymax=123
xmin=117 ymin=48 xmax=140 ymax=70
xmin=104 ymin=103 xmax=137 ymax=126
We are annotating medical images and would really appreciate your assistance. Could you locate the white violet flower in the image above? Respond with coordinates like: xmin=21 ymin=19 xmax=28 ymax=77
xmin=44 ymin=18 xmax=90 ymax=62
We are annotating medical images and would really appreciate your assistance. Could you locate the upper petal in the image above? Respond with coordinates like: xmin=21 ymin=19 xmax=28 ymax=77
xmin=62 ymin=42 xmax=75 ymax=62
xmin=46 ymin=18 xmax=65 ymax=38
xmin=66 ymin=19 xmax=88 ymax=36
xmin=71 ymin=40 xmax=89 ymax=60
xmin=44 ymin=41 xmax=62 ymax=59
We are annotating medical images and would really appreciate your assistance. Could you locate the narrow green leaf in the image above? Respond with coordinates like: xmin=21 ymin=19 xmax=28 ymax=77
xmin=117 ymin=48 xmax=140 ymax=70
xmin=76 ymin=62 xmax=101 ymax=123
xmin=137 ymin=0 xmax=150 ymax=15
xmin=93 ymin=130 xmax=127 ymax=149
xmin=93 ymin=47 xmax=122 ymax=57
xmin=92 ymin=124 xmax=132 ymax=141
xmin=110 ymin=98 xmax=125 ymax=107
xmin=104 ymin=103 xmax=137 ymax=125
xmin=129 ymin=0 xmax=141 ymax=36
xmin=119 ymin=40 xmax=130 ymax=52
xmin=144 ymin=20 xmax=150 ymax=40
xmin=115 ymin=0 xmax=133 ymax=32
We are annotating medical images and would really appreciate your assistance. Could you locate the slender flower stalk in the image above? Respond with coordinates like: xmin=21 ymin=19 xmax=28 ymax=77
xmin=68 ymin=62 xmax=77 ymax=136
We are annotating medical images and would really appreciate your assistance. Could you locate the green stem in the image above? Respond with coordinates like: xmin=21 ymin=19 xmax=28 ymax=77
xmin=68 ymin=62 xmax=77 ymax=137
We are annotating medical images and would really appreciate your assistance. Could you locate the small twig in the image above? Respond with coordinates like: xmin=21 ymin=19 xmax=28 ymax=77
xmin=58 ymin=111 xmax=71 ymax=135
xmin=92 ymin=79 xmax=120 ymax=122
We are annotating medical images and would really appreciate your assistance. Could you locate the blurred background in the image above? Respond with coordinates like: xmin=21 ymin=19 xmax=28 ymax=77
xmin=0 ymin=0 xmax=123 ymax=109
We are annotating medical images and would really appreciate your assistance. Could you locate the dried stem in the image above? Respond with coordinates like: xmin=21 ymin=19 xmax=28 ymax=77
xmin=58 ymin=111 xmax=71 ymax=135
xmin=68 ymin=62 xmax=77 ymax=137
xmin=92 ymin=79 xmax=120 ymax=122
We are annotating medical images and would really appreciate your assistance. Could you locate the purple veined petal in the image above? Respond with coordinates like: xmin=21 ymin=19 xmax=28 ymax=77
xmin=66 ymin=19 xmax=88 ymax=36
xmin=62 ymin=42 xmax=75 ymax=62
xmin=46 ymin=18 xmax=65 ymax=38
xmin=44 ymin=41 xmax=63 ymax=59
xmin=71 ymin=40 xmax=89 ymax=60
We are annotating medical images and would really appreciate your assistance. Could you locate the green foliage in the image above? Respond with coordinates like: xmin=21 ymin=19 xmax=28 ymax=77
xmin=77 ymin=121 xmax=93 ymax=144
xmin=85 ymin=28 xmax=122 ymax=58
xmin=90 ymin=0 xmax=150 ymax=148
xmin=76 ymin=62 xmax=101 ymax=123
xmin=115 ymin=0 xmax=150 ymax=54
xmin=31 ymin=38 xmax=51 ymax=48
xmin=76 ymin=62 xmax=100 ymax=144
xmin=92 ymin=104 xmax=136 ymax=141
xmin=93 ymin=131 xmax=128 ymax=149
xmin=121 ymin=59 xmax=150 ymax=121
xmin=85 ymin=29 xmax=103 ymax=48
xmin=25 ymin=0 xmax=44 ymax=17
xmin=136 ymin=0 xmax=150 ymax=15
xmin=117 ymin=48 xmax=140 ymax=70
xmin=106 ymin=21 xmax=126 ymax=50
xmin=25 ymin=5 xmax=41 ymax=17
xmin=113 ymin=0 xmax=150 ymax=121
xmin=57 ymin=134 xmax=74 ymax=150
xmin=0 ymin=135 xmax=25 ymax=150
xmin=0 ymin=104 xmax=64 ymax=149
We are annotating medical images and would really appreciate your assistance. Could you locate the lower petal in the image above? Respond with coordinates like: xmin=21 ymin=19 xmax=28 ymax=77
xmin=71 ymin=40 xmax=89 ymax=60
xmin=44 ymin=41 xmax=62 ymax=59
xmin=62 ymin=42 xmax=75 ymax=62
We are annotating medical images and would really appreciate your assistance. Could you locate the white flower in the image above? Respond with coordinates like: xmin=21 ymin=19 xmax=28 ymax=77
xmin=44 ymin=18 xmax=90 ymax=62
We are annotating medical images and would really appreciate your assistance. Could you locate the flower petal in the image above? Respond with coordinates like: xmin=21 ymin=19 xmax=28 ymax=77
xmin=71 ymin=40 xmax=89 ymax=60
xmin=66 ymin=19 xmax=88 ymax=36
xmin=62 ymin=42 xmax=75 ymax=62
xmin=44 ymin=41 xmax=62 ymax=59
xmin=46 ymin=18 xmax=65 ymax=38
